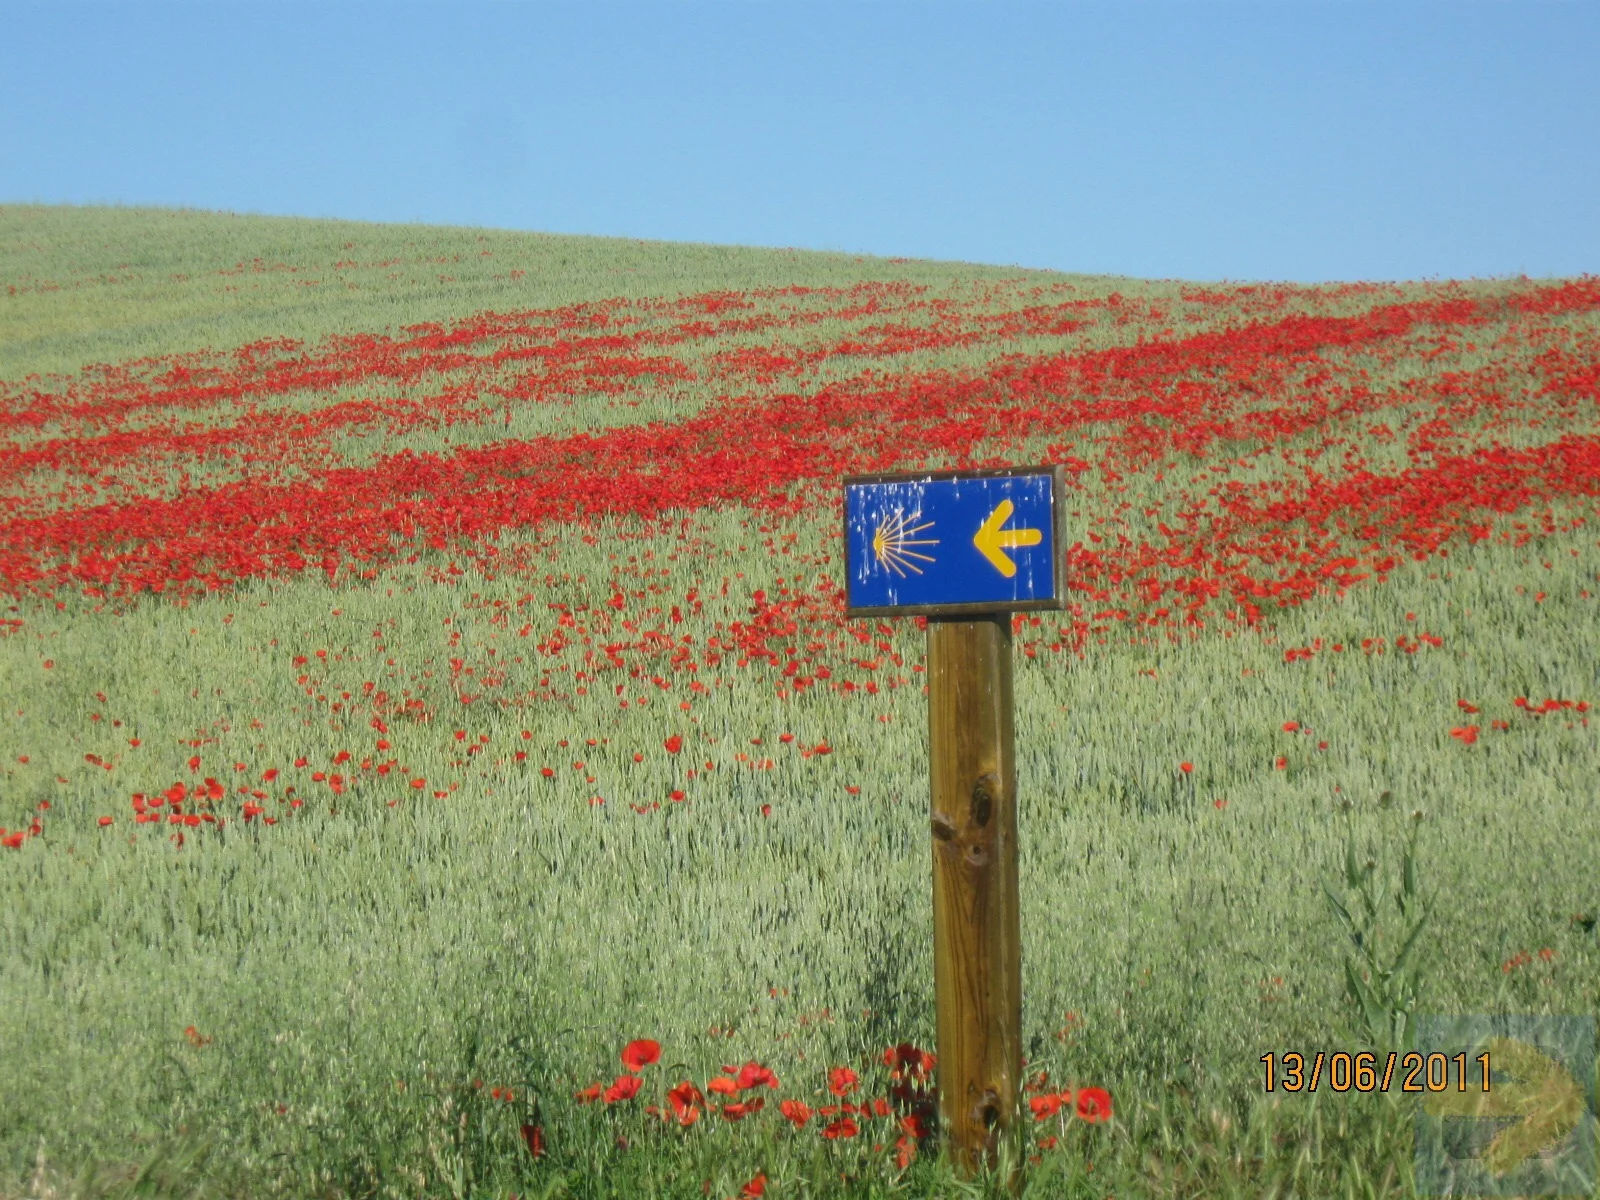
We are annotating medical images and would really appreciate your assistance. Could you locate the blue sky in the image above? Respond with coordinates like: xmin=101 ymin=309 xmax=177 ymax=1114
xmin=3 ymin=1 xmax=1596 ymax=282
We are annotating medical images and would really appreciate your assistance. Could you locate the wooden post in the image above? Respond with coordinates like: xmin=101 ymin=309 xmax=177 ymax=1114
xmin=927 ymin=614 xmax=1022 ymax=1187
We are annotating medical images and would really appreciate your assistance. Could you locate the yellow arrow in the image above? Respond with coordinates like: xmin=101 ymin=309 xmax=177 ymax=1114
xmin=972 ymin=500 xmax=1043 ymax=579
xmin=1421 ymin=1036 xmax=1586 ymax=1177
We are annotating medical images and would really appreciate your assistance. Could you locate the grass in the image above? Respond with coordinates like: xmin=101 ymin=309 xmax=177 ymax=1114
xmin=1 ymin=204 xmax=1597 ymax=1199
xmin=0 ymin=203 xmax=1073 ymax=382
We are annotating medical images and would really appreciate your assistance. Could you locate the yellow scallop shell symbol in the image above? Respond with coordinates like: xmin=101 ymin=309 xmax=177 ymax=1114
xmin=871 ymin=511 xmax=938 ymax=577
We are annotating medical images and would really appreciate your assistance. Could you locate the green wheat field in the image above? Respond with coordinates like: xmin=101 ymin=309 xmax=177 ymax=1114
xmin=2 ymin=204 xmax=1597 ymax=1199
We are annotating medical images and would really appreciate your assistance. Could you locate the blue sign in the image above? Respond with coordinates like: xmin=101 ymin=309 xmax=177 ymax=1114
xmin=843 ymin=467 xmax=1065 ymax=616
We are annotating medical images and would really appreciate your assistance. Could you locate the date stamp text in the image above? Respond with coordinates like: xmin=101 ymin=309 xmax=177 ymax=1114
xmin=1261 ymin=1050 xmax=1493 ymax=1094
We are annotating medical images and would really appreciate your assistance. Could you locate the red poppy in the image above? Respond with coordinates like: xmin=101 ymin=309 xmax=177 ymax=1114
xmin=894 ymin=1132 xmax=916 ymax=1169
xmin=575 ymin=1082 xmax=603 ymax=1104
xmin=734 ymin=1061 xmax=779 ymax=1090
xmin=603 ymin=1075 xmax=642 ymax=1104
xmin=520 ymin=1123 xmax=545 ymax=1158
xmin=1029 ymin=1093 xmax=1066 ymax=1120
xmin=706 ymin=1075 xmax=740 ymax=1096
xmin=1179 ymin=761 xmax=1194 ymax=773
xmin=821 ymin=1116 xmax=859 ymax=1140
xmin=898 ymin=1113 xmax=931 ymax=1140
xmin=621 ymin=1038 xmax=662 ymax=1073
xmin=1076 ymin=1086 xmax=1113 ymax=1122
xmin=739 ymin=1173 xmax=767 ymax=1199
xmin=721 ymin=1097 xmax=764 ymax=1121
xmin=828 ymin=1066 xmax=859 ymax=1096
xmin=667 ymin=1081 xmax=706 ymax=1126
xmin=664 ymin=735 xmax=683 ymax=754
xmin=780 ymin=1099 xmax=812 ymax=1127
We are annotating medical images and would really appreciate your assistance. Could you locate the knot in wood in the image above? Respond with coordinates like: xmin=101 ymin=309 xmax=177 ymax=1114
xmin=970 ymin=772 xmax=999 ymax=828
xmin=972 ymin=1086 xmax=1002 ymax=1131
